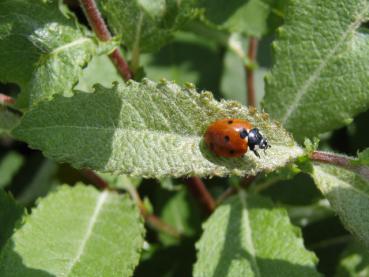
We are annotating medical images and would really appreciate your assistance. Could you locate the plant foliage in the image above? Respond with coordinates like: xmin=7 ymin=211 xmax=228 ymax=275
xmin=1 ymin=0 xmax=369 ymax=276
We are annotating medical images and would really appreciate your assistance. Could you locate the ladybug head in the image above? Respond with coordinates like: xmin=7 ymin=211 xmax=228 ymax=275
xmin=247 ymin=128 xmax=271 ymax=158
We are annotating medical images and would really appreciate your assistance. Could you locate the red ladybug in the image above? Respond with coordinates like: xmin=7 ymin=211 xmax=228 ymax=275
xmin=204 ymin=118 xmax=270 ymax=158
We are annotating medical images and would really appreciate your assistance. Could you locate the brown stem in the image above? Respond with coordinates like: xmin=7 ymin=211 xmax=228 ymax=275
xmin=245 ymin=37 xmax=258 ymax=107
xmin=126 ymin=184 xmax=181 ymax=238
xmin=0 ymin=93 xmax=16 ymax=105
xmin=184 ymin=177 xmax=216 ymax=214
xmin=145 ymin=214 xmax=181 ymax=239
xmin=311 ymin=150 xmax=369 ymax=180
xmin=216 ymin=186 xmax=236 ymax=206
xmin=310 ymin=151 xmax=353 ymax=168
xmin=216 ymin=175 xmax=256 ymax=205
xmin=79 ymin=0 xmax=132 ymax=80
xmin=81 ymin=169 xmax=109 ymax=189
xmin=109 ymin=49 xmax=132 ymax=80
xmin=82 ymin=169 xmax=180 ymax=238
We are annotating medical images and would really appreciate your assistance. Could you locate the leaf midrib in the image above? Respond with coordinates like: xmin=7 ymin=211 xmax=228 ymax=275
xmin=64 ymin=190 xmax=109 ymax=275
xmin=15 ymin=124 xmax=200 ymax=140
xmin=281 ymin=1 xmax=369 ymax=126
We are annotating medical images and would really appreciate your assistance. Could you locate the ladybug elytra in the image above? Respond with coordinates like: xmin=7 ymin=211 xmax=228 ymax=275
xmin=204 ymin=118 xmax=270 ymax=158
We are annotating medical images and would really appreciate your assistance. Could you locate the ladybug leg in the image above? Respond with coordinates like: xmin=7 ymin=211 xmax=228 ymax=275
xmin=249 ymin=144 xmax=260 ymax=158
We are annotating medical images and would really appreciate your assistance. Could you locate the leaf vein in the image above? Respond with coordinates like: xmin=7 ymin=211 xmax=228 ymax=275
xmin=65 ymin=190 xmax=109 ymax=275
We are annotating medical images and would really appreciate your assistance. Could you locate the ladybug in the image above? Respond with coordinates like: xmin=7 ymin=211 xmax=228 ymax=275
xmin=204 ymin=118 xmax=270 ymax=158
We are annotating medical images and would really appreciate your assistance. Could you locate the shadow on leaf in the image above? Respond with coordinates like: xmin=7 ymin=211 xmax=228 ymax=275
xmin=0 ymin=240 xmax=54 ymax=277
xmin=199 ymin=139 xmax=258 ymax=172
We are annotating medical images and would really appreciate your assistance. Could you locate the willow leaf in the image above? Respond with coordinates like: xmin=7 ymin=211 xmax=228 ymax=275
xmin=263 ymin=0 xmax=369 ymax=141
xmin=0 ymin=0 xmax=99 ymax=108
xmin=13 ymin=79 xmax=302 ymax=178
xmin=194 ymin=193 xmax=320 ymax=276
xmin=312 ymin=164 xmax=369 ymax=248
xmin=0 ymin=185 xmax=144 ymax=277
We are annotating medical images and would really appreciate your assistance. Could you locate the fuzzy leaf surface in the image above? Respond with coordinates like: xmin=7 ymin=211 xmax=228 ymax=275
xmin=13 ymin=79 xmax=302 ymax=178
xmin=0 ymin=0 xmax=98 ymax=108
xmin=263 ymin=0 xmax=369 ymax=141
xmin=194 ymin=193 xmax=320 ymax=277
xmin=98 ymin=0 xmax=199 ymax=53
xmin=312 ymin=164 xmax=369 ymax=248
xmin=0 ymin=185 xmax=144 ymax=277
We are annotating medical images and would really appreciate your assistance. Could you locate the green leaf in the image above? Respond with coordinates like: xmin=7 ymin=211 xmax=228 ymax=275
xmin=0 ymin=0 xmax=99 ymax=108
xmin=0 ymin=151 xmax=24 ymax=189
xmin=0 ymin=107 xmax=20 ymax=135
xmin=354 ymin=148 xmax=369 ymax=166
xmin=0 ymin=185 xmax=144 ymax=277
xmin=13 ymin=79 xmax=302 ymax=178
xmin=263 ymin=0 xmax=369 ymax=141
xmin=202 ymin=0 xmax=272 ymax=37
xmin=311 ymin=164 xmax=369 ymax=248
xmin=75 ymin=55 xmax=123 ymax=93
xmin=194 ymin=192 xmax=320 ymax=277
xmin=0 ymin=190 xmax=23 ymax=249
xmin=336 ymin=242 xmax=369 ymax=277
xmin=98 ymin=0 xmax=199 ymax=53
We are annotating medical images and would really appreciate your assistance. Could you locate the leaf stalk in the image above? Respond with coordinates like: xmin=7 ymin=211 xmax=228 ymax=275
xmin=79 ymin=0 xmax=132 ymax=80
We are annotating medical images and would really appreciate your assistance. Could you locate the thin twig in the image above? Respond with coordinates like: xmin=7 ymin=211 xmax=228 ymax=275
xmin=310 ymin=151 xmax=353 ymax=168
xmin=184 ymin=177 xmax=216 ymax=214
xmin=311 ymin=150 xmax=369 ymax=180
xmin=245 ymin=37 xmax=258 ymax=107
xmin=124 ymin=183 xmax=181 ymax=238
xmin=216 ymin=186 xmax=237 ymax=205
xmin=81 ymin=169 xmax=109 ymax=189
xmin=79 ymin=0 xmax=132 ymax=80
xmin=216 ymin=175 xmax=256 ymax=206
xmin=309 ymin=235 xmax=352 ymax=250
xmin=0 ymin=93 xmax=16 ymax=105
xmin=82 ymin=169 xmax=181 ymax=238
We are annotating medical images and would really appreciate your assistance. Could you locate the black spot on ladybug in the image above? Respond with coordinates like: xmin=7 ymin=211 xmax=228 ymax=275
xmin=210 ymin=143 xmax=214 ymax=150
xmin=229 ymin=150 xmax=235 ymax=155
xmin=239 ymin=129 xmax=248 ymax=139
xmin=224 ymin=135 xmax=230 ymax=142
xmin=228 ymin=120 xmax=233 ymax=124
